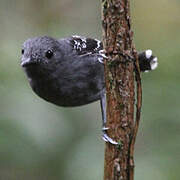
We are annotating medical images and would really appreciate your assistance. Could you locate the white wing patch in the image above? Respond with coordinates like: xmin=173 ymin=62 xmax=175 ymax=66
xmin=70 ymin=35 xmax=106 ymax=64
xmin=98 ymin=50 xmax=107 ymax=63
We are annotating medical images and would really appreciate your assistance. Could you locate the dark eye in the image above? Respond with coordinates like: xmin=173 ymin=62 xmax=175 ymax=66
xmin=45 ymin=50 xmax=53 ymax=59
xmin=21 ymin=49 xmax=24 ymax=55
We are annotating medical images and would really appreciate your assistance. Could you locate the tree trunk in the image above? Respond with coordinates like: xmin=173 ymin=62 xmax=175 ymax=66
xmin=102 ymin=0 xmax=142 ymax=180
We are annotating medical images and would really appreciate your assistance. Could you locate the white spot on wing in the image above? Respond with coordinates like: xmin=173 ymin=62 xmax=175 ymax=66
xmin=82 ymin=43 xmax=86 ymax=48
xmin=81 ymin=38 xmax=86 ymax=43
xmin=95 ymin=39 xmax=101 ymax=50
xmin=72 ymin=35 xmax=87 ymax=50
xmin=99 ymin=50 xmax=108 ymax=59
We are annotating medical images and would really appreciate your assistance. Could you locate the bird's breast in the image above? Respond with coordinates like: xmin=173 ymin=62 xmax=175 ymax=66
xmin=24 ymin=65 xmax=104 ymax=107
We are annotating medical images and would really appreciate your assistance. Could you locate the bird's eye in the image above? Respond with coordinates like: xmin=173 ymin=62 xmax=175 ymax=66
xmin=21 ymin=49 xmax=24 ymax=55
xmin=45 ymin=50 xmax=54 ymax=59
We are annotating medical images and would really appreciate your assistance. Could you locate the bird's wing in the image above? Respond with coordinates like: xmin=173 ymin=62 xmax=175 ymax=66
xmin=68 ymin=35 xmax=107 ymax=63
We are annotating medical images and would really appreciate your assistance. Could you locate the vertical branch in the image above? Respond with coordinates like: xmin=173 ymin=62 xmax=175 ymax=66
xmin=102 ymin=0 xmax=142 ymax=180
xmin=128 ymin=47 xmax=142 ymax=180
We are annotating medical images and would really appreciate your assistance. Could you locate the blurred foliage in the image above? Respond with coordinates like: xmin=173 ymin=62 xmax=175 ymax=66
xmin=0 ymin=0 xmax=180 ymax=179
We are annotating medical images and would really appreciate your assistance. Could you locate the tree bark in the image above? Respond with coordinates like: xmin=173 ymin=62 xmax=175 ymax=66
xmin=102 ymin=0 xmax=142 ymax=180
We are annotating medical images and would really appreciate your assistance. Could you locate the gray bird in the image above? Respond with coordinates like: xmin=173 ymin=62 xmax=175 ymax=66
xmin=21 ymin=35 xmax=158 ymax=144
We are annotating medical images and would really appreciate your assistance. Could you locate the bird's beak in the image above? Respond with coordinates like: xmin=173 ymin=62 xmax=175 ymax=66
xmin=21 ymin=57 xmax=37 ymax=67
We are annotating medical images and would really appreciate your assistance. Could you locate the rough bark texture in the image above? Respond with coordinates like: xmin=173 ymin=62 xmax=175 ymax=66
xmin=102 ymin=0 xmax=142 ymax=180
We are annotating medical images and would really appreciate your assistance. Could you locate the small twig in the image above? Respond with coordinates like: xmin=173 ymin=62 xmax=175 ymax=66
xmin=129 ymin=47 xmax=142 ymax=180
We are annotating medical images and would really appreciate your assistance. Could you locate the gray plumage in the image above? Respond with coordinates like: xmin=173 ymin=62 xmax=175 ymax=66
xmin=22 ymin=36 xmax=105 ymax=107
xmin=21 ymin=35 xmax=158 ymax=144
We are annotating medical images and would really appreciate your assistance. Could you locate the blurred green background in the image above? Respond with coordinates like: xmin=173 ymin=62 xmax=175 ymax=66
xmin=0 ymin=0 xmax=180 ymax=179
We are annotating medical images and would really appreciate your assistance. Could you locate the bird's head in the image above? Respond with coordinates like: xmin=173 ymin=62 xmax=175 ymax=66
xmin=21 ymin=36 xmax=63 ymax=73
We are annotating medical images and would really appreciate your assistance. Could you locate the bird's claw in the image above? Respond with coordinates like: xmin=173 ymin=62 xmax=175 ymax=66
xmin=102 ymin=126 xmax=109 ymax=131
xmin=102 ymin=127 xmax=118 ymax=145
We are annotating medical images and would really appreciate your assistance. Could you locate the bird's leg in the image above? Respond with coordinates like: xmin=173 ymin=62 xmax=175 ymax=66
xmin=100 ymin=93 xmax=118 ymax=145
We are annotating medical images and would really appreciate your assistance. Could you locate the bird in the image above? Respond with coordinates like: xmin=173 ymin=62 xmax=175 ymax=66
xmin=21 ymin=35 xmax=158 ymax=144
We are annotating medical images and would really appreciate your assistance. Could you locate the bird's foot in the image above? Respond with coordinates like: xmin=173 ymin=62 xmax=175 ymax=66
xmin=102 ymin=127 xmax=118 ymax=145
